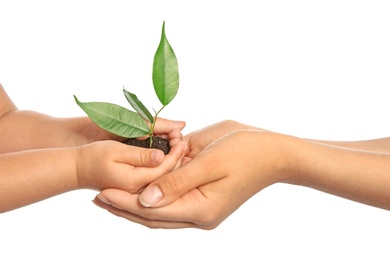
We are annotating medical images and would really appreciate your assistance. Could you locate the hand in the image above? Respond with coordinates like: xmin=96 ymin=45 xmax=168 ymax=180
xmin=153 ymin=117 xmax=186 ymax=138
xmin=94 ymin=126 xmax=390 ymax=228
xmin=0 ymin=136 xmax=187 ymax=213
xmin=94 ymin=130 xmax=287 ymax=229
xmin=0 ymin=111 xmax=185 ymax=152
xmin=183 ymin=120 xmax=257 ymax=158
xmin=73 ymin=117 xmax=186 ymax=146
xmin=144 ymin=117 xmax=186 ymax=155
xmin=77 ymin=138 xmax=187 ymax=193
xmin=1 ymin=83 xmax=186 ymax=151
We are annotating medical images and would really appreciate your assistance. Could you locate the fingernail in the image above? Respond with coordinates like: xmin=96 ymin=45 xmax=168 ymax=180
xmin=139 ymin=186 xmax=162 ymax=207
xmin=96 ymin=194 xmax=111 ymax=206
xmin=152 ymin=150 xmax=164 ymax=163
xmin=92 ymin=198 xmax=107 ymax=210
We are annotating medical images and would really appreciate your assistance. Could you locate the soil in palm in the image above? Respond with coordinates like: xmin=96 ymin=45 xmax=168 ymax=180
xmin=123 ymin=136 xmax=170 ymax=155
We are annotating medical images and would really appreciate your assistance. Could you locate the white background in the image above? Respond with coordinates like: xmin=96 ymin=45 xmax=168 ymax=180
xmin=1 ymin=0 xmax=390 ymax=259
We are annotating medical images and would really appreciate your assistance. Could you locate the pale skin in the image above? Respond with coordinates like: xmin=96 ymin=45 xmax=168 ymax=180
xmin=94 ymin=120 xmax=390 ymax=230
xmin=0 ymin=84 xmax=187 ymax=213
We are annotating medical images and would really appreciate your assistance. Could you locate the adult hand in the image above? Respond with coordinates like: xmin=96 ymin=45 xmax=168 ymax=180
xmin=94 ymin=130 xmax=287 ymax=229
xmin=183 ymin=120 xmax=257 ymax=158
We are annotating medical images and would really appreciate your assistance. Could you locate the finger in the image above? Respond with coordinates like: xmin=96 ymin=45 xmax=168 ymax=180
xmin=95 ymin=189 xmax=203 ymax=229
xmin=106 ymin=207 xmax=195 ymax=229
xmin=157 ymin=140 xmax=187 ymax=172
xmin=168 ymin=129 xmax=189 ymax=160
xmin=169 ymin=137 xmax=182 ymax=147
xmin=139 ymin=149 xmax=224 ymax=208
xmin=114 ymin=142 xmax=165 ymax=167
xmin=181 ymin=157 xmax=192 ymax=166
xmin=168 ymin=129 xmax=183 ymax=147
xmin=168 ymin=128 xmax=183 ymax=141
xmin=154 ymin=117 xmax=186 ymax=134
xmin=128 ymin=141 xmax=187 ymax=189
xmin=93 ymin=198 xmax=195 ymax=229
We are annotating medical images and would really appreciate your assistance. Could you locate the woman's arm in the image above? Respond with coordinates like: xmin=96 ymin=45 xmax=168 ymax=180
xmin=94 ymin=125 xmax=390 ymax=229
xmin=306 ymin=138 xmax=390 ymax=154
xmin=287 ymin=137 xmax=390 ymax=209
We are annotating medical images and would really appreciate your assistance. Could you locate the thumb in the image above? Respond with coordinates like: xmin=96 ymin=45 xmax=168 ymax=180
xmin=154 ymin=117 xmax=186 ymax=134
xmin=115 ymin=143 xmax=165 ymax=167
xmin=139 ymin=153 xmax=216 ymax=207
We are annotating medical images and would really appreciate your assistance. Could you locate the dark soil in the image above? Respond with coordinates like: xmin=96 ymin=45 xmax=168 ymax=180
xmin=123 ymin=136 xmax=170 ymax=155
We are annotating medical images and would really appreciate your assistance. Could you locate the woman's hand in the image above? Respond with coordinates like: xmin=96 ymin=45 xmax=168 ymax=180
xmin=183 ymin=120 xmax=257 ymax=158
xmin=94 ymin=130 xmax=288 ymax=229
xmin=94 ymin=127 xmax=390 ymax=229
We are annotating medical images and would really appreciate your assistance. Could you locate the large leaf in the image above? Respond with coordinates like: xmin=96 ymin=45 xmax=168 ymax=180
xmin=152 ymin=21 xmax=179 ymax=106
xmin=123 ymin=88 xmax=154 ymax=123
xmin=74 ymin=95 xmax=149 ymax=138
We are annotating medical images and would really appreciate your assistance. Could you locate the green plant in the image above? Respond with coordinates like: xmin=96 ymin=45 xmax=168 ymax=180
xmin=74 ymin=21 xmax=179 ymax=148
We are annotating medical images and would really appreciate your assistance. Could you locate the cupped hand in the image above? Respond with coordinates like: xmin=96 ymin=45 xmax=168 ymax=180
xmin=76 ymin=138 xmax=187 ymax=193
xmin=94 ymin=130 xmax=289 ymax=229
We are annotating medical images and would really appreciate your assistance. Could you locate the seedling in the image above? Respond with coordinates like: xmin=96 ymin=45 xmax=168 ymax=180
xmin=74 ymin=21 xmax=179 ymax=152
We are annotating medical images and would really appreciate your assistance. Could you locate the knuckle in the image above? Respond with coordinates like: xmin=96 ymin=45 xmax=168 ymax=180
xmin=220 ymin=119 xmax=236 ymax=127
xmin=161 ymin=173 xmax=184 ymax=195
xmin=191 ymin=202 xmax=223 ymax=229
xmin=197 ymin=211 xmax=217 ymax=226
xmin=223 ymin=119 xmax=242 ymax=130
xmin=139 ymin=148 xmax=151 ymax=166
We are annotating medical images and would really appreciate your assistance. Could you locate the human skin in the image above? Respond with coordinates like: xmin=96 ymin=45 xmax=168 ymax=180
xmin=0 ymin=83 xmax=187 ymax=213
xmin=0 ymin=84 xmax=186 ymax=153
xmin=94 ymin=120 xmax=390 ymax=229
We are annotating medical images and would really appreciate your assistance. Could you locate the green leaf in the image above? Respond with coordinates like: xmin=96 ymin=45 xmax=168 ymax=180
xmin=123 ymin=87 xmax=154 ymax=123
xmin=74 ymin=95 xmax=149 ymax=138
xmin=152 ymin=21 xmax=179 ymax=106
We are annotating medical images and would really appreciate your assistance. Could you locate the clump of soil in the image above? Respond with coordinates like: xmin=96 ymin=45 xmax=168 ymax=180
xmin=123 ymin=136 xmax=170 ymax=155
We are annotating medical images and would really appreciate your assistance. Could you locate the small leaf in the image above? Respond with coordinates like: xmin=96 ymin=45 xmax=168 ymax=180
xmin=74 ymin=95 xmax=149 ymax=138
xmin=152 ymin=21 xmax=179 ymax=106
xmin=123 ymin=88 xmax=154 ymax=123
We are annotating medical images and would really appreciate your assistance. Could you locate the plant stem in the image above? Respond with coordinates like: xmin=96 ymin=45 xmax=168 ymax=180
xmin=149 ymin=106 xmax=165 ymax=147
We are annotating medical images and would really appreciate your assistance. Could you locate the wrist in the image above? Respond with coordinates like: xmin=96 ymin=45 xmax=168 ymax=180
xmin=232 ymin=130 xmax=296 ymax=190
xmin=75 ymin=144 xmax=91 ymax=189
xmin=278 ymin=136 xmax=326 ymax=187
xmin=250 ymin=131 xmax=302 ymax=186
